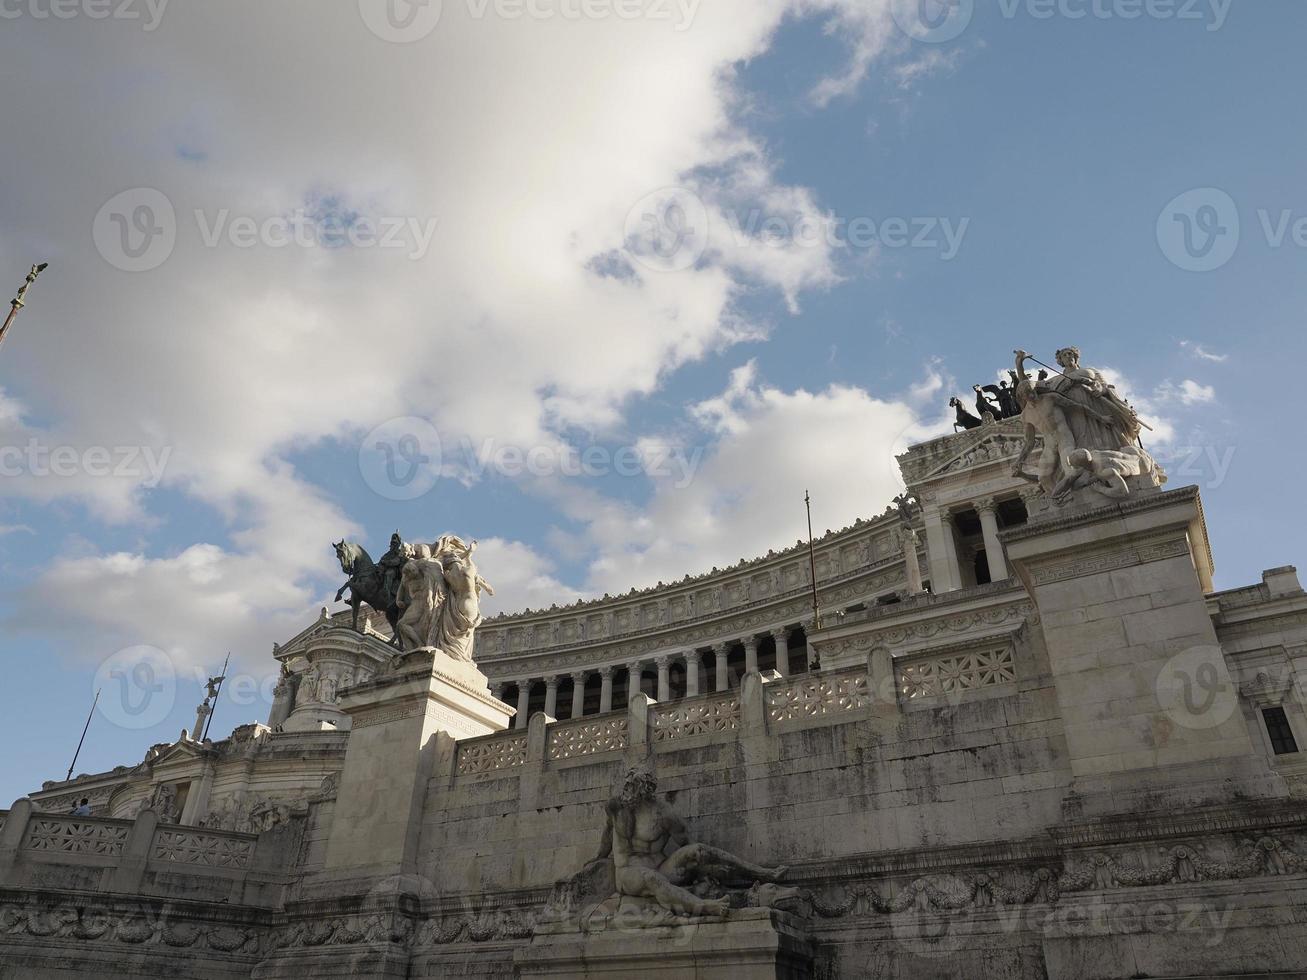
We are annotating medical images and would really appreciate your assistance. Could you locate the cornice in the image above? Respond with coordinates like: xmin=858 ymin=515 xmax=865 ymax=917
xmin=1000 ymin=484 xmax=1201 ymax=545
xmin=481 ymin=512 xmax=902 ymax=627
xmin=481 ymin=563 xmax=910 ymax=680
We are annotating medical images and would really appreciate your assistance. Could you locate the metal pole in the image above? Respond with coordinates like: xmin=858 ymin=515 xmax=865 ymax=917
xmin=66 ymin=689 xmax=101 ymax=782
xmin=0 ymin=263 xmax=50 ymax=353
xmin=805 ymin=491 xmax=821 ymax=633
xmin=201 ymin=653 xmax=231 ymax=742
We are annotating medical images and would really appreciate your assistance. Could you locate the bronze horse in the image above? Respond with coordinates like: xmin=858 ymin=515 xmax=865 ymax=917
xmin=333 ymin=541 xmax=401 ymax=644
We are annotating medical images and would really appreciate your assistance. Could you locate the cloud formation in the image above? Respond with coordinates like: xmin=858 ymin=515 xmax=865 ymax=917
xmin=1 ymin=2 xmax=921 ymax=671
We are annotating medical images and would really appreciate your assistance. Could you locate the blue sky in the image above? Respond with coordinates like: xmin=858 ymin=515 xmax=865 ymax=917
xmin=1 ymin=0 xmax=1304 ymax=804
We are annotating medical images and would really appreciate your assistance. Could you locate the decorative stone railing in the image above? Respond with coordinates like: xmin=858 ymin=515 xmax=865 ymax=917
xmin=546 ymin=713 xmax=629 ymax=760
xmin=897 ymin=645 xmax=1017 ymax=701
xmin=0 ymin=801 xmax=276 ymax=907
xmin=151 ymin=827 xmax=256 ymax=871
xmin=652 ymin=692 xmax=741 ymax=744
xmin=444 ymin=642 xmax=1028 ymax=781
xmin=455 ymin=730 xmax=530 ymax=776
xmin=24 ymin=815 xmax=132 ymax=859
xmin=764 ymin=667 xmax=873 ymax=725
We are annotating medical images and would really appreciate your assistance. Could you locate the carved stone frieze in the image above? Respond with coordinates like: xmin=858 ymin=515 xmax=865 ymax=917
xmin=0 ymin=902 xmax=261 ymax=955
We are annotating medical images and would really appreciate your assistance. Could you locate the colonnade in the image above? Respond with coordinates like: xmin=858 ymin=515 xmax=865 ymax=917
xmin=496 ymin=626 xmax=804 ymax=729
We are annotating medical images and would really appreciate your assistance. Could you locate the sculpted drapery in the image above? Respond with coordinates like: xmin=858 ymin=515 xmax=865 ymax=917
xmin=393 ymin=535 xmax=495 ymax=661
xmin=1011 ymin=347 xmax=1160 ymax=499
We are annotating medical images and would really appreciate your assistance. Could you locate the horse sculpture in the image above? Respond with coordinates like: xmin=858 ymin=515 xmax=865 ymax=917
xmin=949 ymin=397 xmax=983 ymax=432
xmin=333 ymin=541 xmax=401 ymax=644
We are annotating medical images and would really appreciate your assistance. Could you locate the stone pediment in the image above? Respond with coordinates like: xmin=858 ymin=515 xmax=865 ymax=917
xmin=146 ymin=738 xmax=208 ymax=769
xmin=897 ymin=418 xmax=1024 ymax=485
xmin=912 ymin=429 xmax=1027 ymax=484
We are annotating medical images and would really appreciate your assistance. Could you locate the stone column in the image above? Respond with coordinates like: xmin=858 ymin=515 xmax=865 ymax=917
xmin=543 ymin=676 xmax=559 ymax=719
xmin=570 ymin=671 xmax=587 ymax=718
xmin=771 ymin=628 xmax=791 ymax=678
xmin=684 ymin=652 xmax=700 ymax=697
xmin=628 ymin=661 xmax=645 ymax=700
xmin=191 ymin=701 xmax=212 ymax=741
xmin=977 ymin=499 xmax=1009 ymax=581
xmin=656 ymin=656 xmax=671 ymax=702
xmin=599 ymin=666 xmax=614 ymax=713
xmin=743 ymin=635 xmax=759 ymax=675
xmin=923 ymin=507 xmax=962 ymax=593
xmin=515 ymin=682 xmax=532 ymax=730
xmin=714 ymin=644 xmax=730 ymax=692
xmin=902 ymin=526 xmax=925 ymax=595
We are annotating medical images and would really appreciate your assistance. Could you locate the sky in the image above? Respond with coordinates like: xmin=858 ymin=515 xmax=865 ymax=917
xmin=1 ymin=0 xmax=1305 ymax=804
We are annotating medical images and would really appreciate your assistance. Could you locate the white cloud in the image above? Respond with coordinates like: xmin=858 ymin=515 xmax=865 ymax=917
xmin=555 ymin=363 xmax=946 ymax=593
xmin=0 ymin=2 xmax=917 ymax=670
xmin=1156 ymin=379 xmax=1218 ymax=407
xmin=1179 ymin=340 xmax=1229 ymax=363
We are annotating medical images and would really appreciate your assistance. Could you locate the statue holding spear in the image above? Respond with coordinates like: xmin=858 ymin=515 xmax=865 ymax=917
xmin=0 ymin=263 xmax=50 ymax=354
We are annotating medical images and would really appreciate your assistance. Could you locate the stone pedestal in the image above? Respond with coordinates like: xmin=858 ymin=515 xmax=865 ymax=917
xmin=1004 ymin=485 xmax=1286 ymax=816
xmin=281 ymin=627 xmax=392 ymax=733
xmin=517 ymin=908 xmax=814 ymax=979
xmin=321 ymin=649 xmax=515 ymax=880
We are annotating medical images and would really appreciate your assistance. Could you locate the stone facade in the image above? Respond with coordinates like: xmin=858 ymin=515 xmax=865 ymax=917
xmin=6 ymin=422 xmax=1307 ymax=979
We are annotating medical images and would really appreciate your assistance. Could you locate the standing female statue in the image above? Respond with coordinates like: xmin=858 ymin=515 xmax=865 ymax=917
xmin=1042 ymin=346 xmax=1142 ymax=451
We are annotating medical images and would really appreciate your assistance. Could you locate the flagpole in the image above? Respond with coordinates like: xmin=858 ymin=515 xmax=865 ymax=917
xmin=804 ymin=490 xmax=821 ymax=633
xmin=66 ymin=689 xmax=101 ymax=783
xmin=0 ymin=263 xmax=50 ymax=353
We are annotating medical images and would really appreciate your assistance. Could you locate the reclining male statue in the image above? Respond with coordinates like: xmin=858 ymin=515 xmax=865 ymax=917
xmin=589 ymin=767 xmax=788 ymax=918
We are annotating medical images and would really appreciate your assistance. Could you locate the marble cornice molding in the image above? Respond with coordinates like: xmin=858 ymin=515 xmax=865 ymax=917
xmin=1051 ymin=800 xmax=1307 ymax=850
xmin=480 ymin=513 xmax=902 ymax=628
xmin=1000 ymin=484 xmax=1201 ymax=546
